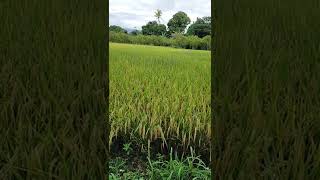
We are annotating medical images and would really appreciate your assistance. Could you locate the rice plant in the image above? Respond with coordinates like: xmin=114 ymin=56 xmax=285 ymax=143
xmin=109 ymin=43 xmax=211 ymax=158
xmin=1 ymin=0 xmax=108 ymax=178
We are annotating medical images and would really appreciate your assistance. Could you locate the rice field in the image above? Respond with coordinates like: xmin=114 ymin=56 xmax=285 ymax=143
xmin=109 ymin=43 xmax=211 ymax=156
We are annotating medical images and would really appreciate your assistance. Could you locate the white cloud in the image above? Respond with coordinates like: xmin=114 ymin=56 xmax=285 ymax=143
xmin=109 ymin=0 xmax=211 ymax=30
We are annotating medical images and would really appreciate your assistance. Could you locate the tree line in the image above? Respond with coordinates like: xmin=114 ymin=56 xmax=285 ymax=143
xmin=109 ymin=10 xmax=212 ymax=50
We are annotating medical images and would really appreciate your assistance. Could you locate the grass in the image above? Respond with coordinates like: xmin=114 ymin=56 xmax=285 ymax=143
xmin=109 ymin=42 xmax=211 ymax=177
xmin=109 ymin=147 xmax=211 ymax=180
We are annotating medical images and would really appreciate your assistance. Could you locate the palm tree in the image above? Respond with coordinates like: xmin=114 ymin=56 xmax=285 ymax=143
xmin=154 ymin=9 xmax=162 ymax=24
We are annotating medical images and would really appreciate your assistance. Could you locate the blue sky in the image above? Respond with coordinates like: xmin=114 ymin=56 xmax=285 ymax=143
xmin=110 ymin=0 xmax=211 ymax=30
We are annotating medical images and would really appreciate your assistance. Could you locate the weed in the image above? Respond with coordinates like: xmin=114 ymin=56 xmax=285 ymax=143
xmin=123 ymin=143 xmax=133 ymax=156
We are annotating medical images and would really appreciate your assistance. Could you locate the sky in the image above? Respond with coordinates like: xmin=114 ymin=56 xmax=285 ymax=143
xmin=109 ymin=0 xmax=211 ymax=30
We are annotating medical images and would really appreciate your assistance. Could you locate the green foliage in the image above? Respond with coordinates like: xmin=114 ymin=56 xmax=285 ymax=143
xmin=109 ymin=158 xmax=126 ymax=175
xmin=110 ymin=25 xmax=128 ymax=33
xmin=202 ymin=16 xmax=211 ymax=24
xmin=187 ymin=17 xmax=211 ymax=38
xmin=109 ymin=157 xmax=145 ymax=179
xmin=187 ymin=22 xmax=211 ymax=38
xmin=123 ymin=143 xmax=133 ymax=156
xmin=171 ymin=33 xmax=211 ymax=50
xmin=154 ymin=9 xmax=162 ymax=24
xmin=109 ymin=31 xmax=211 ymax=50
xmin=130 ymin=30 xmax=142 ymax=35
xmin=142 ymin=21 xmax=167 ymax=36
xmin=167 ymin=11 xmax=191 ymax=34
xmin=147 ymin=148 xmax=211 ymax=179
xmin=109 ymin=149 xmax=211 ymax=179
xmin=109 ymin=31 xmax=131 ymax=43
xmin=202 ymin=35 xmax=211 ymax=50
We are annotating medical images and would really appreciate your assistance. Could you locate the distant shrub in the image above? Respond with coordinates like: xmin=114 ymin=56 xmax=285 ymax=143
xmin=202 ymin=35 xmax=211 ymax=50
xmin=109 ymin=31 xmax=131 ymax=43
xmin=172 ymin=33 xmax=188 ymax=48
xmin=109 ymin=31 xmax=211 ymax=50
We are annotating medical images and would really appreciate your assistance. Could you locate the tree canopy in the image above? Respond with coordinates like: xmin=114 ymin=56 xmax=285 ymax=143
xmin=109 ymin=12 xmax=212 ymax=40
xmin=187 ymin=17 xmax=211 ymax=38
xmin=154 ymin=9 xmax=162 ymax=24
xmin=109 ymin=25 xmax=127 ymax=33
xmin=142 ymin=21 xmax=166 ymax=36
xmin=130 ymin=30 xmax=142 ymax=36
xmin=167 ymin=11 xmax=191 ymax=34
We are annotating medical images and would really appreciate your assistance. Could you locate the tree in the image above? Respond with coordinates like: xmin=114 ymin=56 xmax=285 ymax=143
xmin=202 ymin=16 xmax=211 ymax=24
xmin=167 ymin=11 xmax=191 ymax=34
xmin=109 ymin=25 xmax=127 ymax=33
xmin=187 ymin=17 xmax=211 ymax=38
xmin=130 ymin=30 xmax=141 ymax=36
xmin=154 ymin=9 xmax=162 ymax=24
xmin=141 ymin=21 xmax=166 ymax=36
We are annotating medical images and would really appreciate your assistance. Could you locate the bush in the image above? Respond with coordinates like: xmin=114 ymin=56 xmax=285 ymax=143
xmin=202 ymin=35 xmax=211 ymax=50
xmin=109 ymin=31 xmax=131 ymax=43
xmin=109 ymin=32 xmax=211 ymax=50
